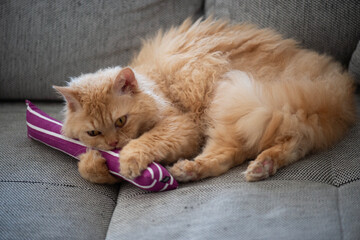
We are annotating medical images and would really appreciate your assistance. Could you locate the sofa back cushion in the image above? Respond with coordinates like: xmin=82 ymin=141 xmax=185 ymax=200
xmin=0 ymin=0 xmax=203 ymax=100
xmin=349 ymin=41 xmax=360 ymax=85
xmin=205 ymin=0 xmax=360 ymax=66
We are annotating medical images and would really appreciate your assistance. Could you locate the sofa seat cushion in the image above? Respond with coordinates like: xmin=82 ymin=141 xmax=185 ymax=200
xmin=107 ymin=181 xmax=360 ymax=240
xmin=0 ymin=102 xmax=119 ymax=239
xmin=106 ymin=96 xmax=360 ymax=240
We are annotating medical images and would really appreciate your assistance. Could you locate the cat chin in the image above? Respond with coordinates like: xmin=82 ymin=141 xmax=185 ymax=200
xmin=80 ymin=143 xmax=115 ymax=151
xmin=90 ymin=146 xmax=117 ymax=151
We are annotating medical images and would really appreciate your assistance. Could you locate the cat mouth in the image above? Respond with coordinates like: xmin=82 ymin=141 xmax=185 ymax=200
xmin=109 ymin=145 xmax=124 ymax=151
xmin=92 ymin=145 xmax=120 ymax=151
xmin=105 ymin=146 xmax=119 ymax=151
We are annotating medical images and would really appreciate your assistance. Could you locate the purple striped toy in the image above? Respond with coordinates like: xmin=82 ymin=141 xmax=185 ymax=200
xmin=25 ymin=100 xmax=178 ymax=192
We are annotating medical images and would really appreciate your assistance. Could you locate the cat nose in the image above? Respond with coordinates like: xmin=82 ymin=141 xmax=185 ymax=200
xmin=108 ymin=141 xmax=118 ymax=147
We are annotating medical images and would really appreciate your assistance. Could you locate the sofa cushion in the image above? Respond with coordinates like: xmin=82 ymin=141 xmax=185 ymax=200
xmin=106 ymin=97 xmax=360 ymax=240
xmin=107 ymin=181 xmax=360 ymax=240
xmin=349 ymin=41 xmax=360 ymax=85
xmin=0 ymin=102 xmax=119 ymax=239
xmin=205 ymin=0 xmax=360 ymax=66
xmin=0 ymin=0 xmax=203 ymax=100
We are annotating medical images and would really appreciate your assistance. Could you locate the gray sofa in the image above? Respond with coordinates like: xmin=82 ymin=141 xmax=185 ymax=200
xmin=1 ymin=1 xmax=360 ymax=239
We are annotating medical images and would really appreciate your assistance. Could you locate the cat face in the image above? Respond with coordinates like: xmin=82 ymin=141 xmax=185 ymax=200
xmin=54 ymin=67 xmax=159 ymax=150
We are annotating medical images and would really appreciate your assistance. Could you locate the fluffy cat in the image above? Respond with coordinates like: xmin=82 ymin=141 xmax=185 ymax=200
xmin=54 ymin=18 xmax=356 ymax=184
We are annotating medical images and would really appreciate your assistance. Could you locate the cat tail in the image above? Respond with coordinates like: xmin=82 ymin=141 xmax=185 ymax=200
xmin=212 ymin=70 xmax=356 ymax=156
xmin=252 ymin=71 xmax=356 ymax=153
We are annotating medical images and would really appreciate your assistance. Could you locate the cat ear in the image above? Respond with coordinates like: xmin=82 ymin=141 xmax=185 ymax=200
xmin=113 ymin=67 xmax=138 ymax=94
xmin=53 ymin=86 xmax=82 ymax=111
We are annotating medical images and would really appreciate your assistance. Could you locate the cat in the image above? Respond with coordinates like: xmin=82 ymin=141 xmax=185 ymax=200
xmin=54 ymin=18 xmax=356 ymax=184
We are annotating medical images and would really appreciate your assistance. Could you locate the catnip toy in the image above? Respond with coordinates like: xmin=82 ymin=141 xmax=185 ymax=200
xmin=25 ymin=100 xmax=178 ymax=192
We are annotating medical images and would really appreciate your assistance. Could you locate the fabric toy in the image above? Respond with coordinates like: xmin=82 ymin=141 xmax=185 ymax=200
xmin=25 ymin=100 xmax=178 ymax=192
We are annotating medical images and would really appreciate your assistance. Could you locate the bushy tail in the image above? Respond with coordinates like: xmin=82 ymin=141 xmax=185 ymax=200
xmin=212 ymin=70 xmax=356 ymax=154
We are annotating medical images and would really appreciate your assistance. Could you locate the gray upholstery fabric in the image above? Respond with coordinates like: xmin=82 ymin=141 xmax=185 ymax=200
xmin=107 ymin=182 xmax=360 ymax=240
xmin=205 ymin=0 xmax=360 ymax=65
xmin=0 ymin=0 xmax=203 ymax=100
xmin=2 ymin=1 xmax=360 ymax=239
xmin=106 ymin=97 xmax=360 ymax=240
xmin=0 ymin=102 xmax=119 ymax=239
xmin=338 ymin=181 xmax=360 ymax=240
xmin=349 ymin=41 xmax=360 ymax=85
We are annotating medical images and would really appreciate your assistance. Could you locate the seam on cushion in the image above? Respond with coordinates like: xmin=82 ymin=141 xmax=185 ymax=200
xmin=117 ymin=179 xmax=343 ymax=200
xmin=0 ymin=180 xmax=117 ymax=204
xmin=330 ymin=153 xmax=339 ymax=187
xmin=336 ymin=177 xmax=360 ymax=187
xmin=104 ymin=203 xmax=118 ymax=240
xmin=336 ymin=188 xmax=344 ymax=240
xmin=120 ymin=190 xmax=154 ymax=200
xmin=273 ymin=177 xmax=360 ymax=188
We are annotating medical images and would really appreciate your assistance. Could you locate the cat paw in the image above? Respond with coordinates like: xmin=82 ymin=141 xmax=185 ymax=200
xmin=78 ymin=149 xmax=120 ymax=184
xmin=119 ymin=150 xmax=149 ymax=179
xmin=168 ymin=160 xmax=199 ymax=182
xmin=245 ymin=156 xmax=276 ymax=182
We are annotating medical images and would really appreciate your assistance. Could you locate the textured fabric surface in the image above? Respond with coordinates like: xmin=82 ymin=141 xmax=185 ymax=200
xmin=0 ymin=0 xmax=203 ymax=100
xmin=205 ymin=0 xmax=360 ymax=65
xmin=107 ymin=181 xmax=360 ymax=240
xmin=339 ymin=181 xmax=360 ymax=240
xmin=107 ymin=97 xmax=360 ymax=240
xmin=0 ymin=102 xmax=119 ymax=239
xmin=349 ymin=41 xmax=360 ymax=85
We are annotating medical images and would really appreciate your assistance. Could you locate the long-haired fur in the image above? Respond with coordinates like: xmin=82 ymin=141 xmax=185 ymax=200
xmin=55 ymin=18 xmax=356 ymax=183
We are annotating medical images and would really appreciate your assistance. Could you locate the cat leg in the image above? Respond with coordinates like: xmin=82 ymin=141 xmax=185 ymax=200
xmin=78 ymin=149 xmax=120 ymax=184
xmin=119 ymin=113 xmax=201 ymax=179
xmin=245 ymin=135 xmax=309 ymax=181
xmin=169 ymin=138 xmax=246 ymax=182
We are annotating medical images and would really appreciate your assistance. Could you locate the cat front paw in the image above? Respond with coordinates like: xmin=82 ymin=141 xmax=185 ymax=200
xmin=78 ymin=149 xmax=120 ymax=184
xmin=168 ymin=160 xmax=199 ymax=182
xmin=119 ymin=150 xmax=150 ymax=179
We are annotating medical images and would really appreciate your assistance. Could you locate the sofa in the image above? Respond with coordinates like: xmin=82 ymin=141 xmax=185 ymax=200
xmin=1 ymin=1 xmax=359 ymax=239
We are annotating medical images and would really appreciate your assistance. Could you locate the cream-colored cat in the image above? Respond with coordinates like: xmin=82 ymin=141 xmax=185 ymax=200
xmin=54 ymin=18 xmax=356 ymax=184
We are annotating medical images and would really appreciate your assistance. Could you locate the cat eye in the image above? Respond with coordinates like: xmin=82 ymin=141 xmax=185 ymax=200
xmin=115 ymin=115 xmax=127 ymax=128
xmin=87 ymin=130 xmax=102 ymax=137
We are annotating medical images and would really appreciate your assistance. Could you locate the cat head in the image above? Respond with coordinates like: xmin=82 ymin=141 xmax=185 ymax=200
xmin=54 ymin=67 xmax=160 ymax=150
